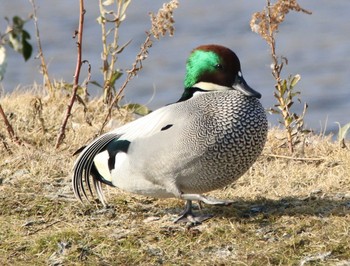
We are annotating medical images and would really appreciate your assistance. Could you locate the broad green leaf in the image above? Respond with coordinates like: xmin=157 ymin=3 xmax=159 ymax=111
xmin=22 ymin=31 xmax=32 ymax=61
xmin=13 ymin=16 xmax=25 ymax=29
xmin=22 ymin=30 xmax=31 ymax=39
xmin=123 ymin=103 xmax=151 ymax=116
xmin=7 ymin=18 xmax=32 ymax=61
xmin=0 ymin=46 xmax=7 ymax=81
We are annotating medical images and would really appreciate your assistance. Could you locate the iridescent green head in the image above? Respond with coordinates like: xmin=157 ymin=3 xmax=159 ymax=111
xmin=181 ymin=44 xmax=261 ymax=100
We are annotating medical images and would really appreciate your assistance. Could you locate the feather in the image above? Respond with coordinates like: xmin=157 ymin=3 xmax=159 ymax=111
xmin=72 ymin=133 xmax=120 ymax=205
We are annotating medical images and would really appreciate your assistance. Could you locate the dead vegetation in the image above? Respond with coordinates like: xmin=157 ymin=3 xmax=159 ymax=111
xmin=1 ymin=90 xmax=350 ymax=265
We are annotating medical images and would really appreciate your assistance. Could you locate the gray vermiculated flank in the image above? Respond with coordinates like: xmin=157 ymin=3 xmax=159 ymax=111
xmin=174 ymin=90 xmax=268 ymax=194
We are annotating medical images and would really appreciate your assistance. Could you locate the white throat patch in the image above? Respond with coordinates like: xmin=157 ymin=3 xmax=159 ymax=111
xmin=193 ymin=82 xmax=231 ymax=92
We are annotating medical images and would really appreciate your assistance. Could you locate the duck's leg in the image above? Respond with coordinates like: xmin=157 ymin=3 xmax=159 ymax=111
xmin=174 ymin=194 xmax=233 ymax=224
xmin=182 ymin=194 xmax=234 ymax=206
xmin=174 ymin=200 xmax=213 ymax=224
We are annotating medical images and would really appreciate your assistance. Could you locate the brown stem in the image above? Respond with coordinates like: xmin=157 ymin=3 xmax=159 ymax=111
xmin=55 ymin=0 xmax=85 ymax=149
xmin=0 ymin=103 xmax=22 ymax=145
xmin=29 ymin=0 xmax=54 ymax=95
xmin=266 ymin=0 xmax=294 ymax=153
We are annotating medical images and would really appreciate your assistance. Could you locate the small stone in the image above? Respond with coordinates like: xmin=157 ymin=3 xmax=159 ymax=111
xmin=143 ymin=216 xmax=160 ymax=223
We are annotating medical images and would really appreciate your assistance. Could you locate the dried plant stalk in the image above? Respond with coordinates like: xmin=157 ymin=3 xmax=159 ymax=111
xmin=29 ymin=0 xmax=54 ymax=95
xmin=250 ymin=0 xmax=311 ymax=154
xmin=55 ymin=0 xmax=86 ymax=149
xmin=0 ymin=103 xmax=21 ymax=145
xmin=99 ymin=0 xmax=179 ymax=134
xmin=98 ymin=0 xmax=131 ymax=104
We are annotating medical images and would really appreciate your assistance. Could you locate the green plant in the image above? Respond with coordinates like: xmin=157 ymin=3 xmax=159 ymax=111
xmin=0 ymin=15 xmax=34 ymax=145
xmin=56 ymin=0 xmax=178 ymax=147
xmin=95 ymin=0 xmax=132 ymax=104
xmin=99 ymin=0 xmax=179 ymax=133
xmin=0 ymin=15 xmax=33 ymax=81
xmin=250 ymin=0 xmax=311 ymax=154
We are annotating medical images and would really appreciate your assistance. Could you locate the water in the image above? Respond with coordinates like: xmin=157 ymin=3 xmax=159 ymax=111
xmin=1 ymin=0 xmax=350 ymax=135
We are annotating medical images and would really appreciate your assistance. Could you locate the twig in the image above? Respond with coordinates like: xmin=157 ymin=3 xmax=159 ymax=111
xmin=266 ymin=153 xmax=325 ymax=162
xmin=0 ymin=103 xmax=22 ymax=145
xmin=27 ymin=220 xmax=62 ymax=235
xmin=98 ymin=33 xmax=153 ymax=134
xmin=29 ymin=0 xmax=54 ymax=95
xmin=0 ymin=133 xmax=12 ymax=154
xmin=55 ymin=0 xmax=86 ymax=149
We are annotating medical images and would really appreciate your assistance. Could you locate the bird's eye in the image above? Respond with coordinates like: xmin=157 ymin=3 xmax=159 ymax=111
xmin=215 ymin=64 xmax=223 ymax=70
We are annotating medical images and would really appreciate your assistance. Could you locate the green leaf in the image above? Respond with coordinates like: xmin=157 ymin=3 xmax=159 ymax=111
xmin=286 ymin=101 xmax=294 ymax=109
xmin=267 ymin=107 xmax=280 ymax=115
xmin=22 ymin=30 xmax=31 ymax=39
xmin=8 ymin=33 xmax=22 ymax=52
xmin=290 ymin=91 xmax=300 ymax=99
xmin=13 ymin=16 xmax=25 ymax=29
xmin=109 ymin=70 xmax=123 ymax=87
xmin=22 ymin=32 xmax=32 ymax=61
xmin=116 ymin=39 xmax=132 ymax=54
xmin=123 ymin=103 xmax=151 ymax=116
xmin=103 ymin=0 xmax=115 ymax=6
xmin=90 ymin=81 xmax=103 ymax=88
xmin=96 ymin=16 xmax=105 ymax=25
xmin=336 ymin=122 xmax=350 ymax=143
xmin=290 ymin=74 xmax=301 ymax=89
xmin=7 ymin=18 xmax=32 ymax=61
xmin=286 ymin=116 xmax=293 ymax=126
xmin=119 ymin=0 xmax=131 ymax=22
xmin=0 ymin=46 xmax=7 ymax=81
xmin=280 ymin=79 xmax=287 ymax=95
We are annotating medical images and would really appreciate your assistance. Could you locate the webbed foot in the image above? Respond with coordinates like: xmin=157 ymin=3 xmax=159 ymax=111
xmin=174 ymin=200 xmax=213 ymax=224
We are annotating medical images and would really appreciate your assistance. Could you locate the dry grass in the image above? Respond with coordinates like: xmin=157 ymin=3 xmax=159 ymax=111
xmin=1 ymin=90 xmax=350 ymax=265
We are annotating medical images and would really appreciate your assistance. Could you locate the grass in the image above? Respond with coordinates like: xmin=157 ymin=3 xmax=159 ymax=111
xmin=1 ymin=90 xmax=350 ymax=265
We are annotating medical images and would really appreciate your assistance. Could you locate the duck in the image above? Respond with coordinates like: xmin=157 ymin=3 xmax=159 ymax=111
xmin=72 ymin=44 xmax=268 ymax=224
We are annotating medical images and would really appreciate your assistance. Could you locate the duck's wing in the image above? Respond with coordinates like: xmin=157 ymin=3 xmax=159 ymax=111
xmin=72 ymin=105 xmax=181 ymax=205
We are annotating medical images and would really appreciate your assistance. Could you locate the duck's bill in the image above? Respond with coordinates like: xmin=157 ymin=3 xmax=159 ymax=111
xmin=232 ymin=75 xmax=261 ymax=99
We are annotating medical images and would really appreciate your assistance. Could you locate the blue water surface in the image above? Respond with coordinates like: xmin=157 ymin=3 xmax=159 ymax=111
xmin=1 ymin=1 xmax=349 ymax=135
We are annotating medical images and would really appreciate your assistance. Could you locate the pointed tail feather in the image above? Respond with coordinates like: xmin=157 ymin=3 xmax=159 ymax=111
xmin=72 ymin=133 xmax=120 ymax=206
